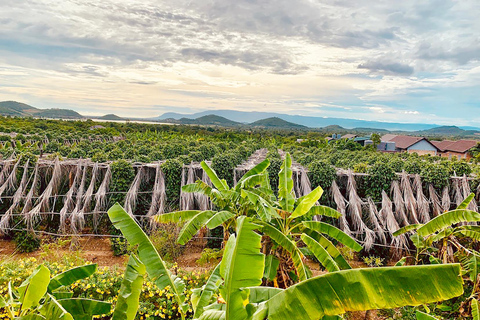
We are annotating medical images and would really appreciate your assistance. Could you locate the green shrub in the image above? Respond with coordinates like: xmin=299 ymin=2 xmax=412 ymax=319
xmin=422 ymin=163 xmax=450 ymax=190
xmin=366 ymin=162 xmax=396 ymax=202
xmin=161 ymin=159 xmax=183 ymax=209
xmin=196 ymin=248 xmax=224 ymax=266
xmin=353 ymin=163 xmax=368 ymax=173
xmin=110 ymin=237 xmax=130 ymax=256
xmin=14 ymin=231 xmax=41 ymax=253
xmin=308 ymin=160 xmax=337 ymax=189
xmin=150 ymin=224 xmax=184 ymax=261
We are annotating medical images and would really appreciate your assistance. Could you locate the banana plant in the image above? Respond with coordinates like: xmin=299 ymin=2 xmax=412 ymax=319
xmin=0 ymin=263 xmax=110 ymax=319
xmin=108 ymin=203 xmax=464 ymax=320
xmin=154 ymin=159 xmax=271 ymax=244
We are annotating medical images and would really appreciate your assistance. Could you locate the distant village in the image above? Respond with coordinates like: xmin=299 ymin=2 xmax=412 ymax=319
xmin=306 ymin=134 xmax=479 ymax=160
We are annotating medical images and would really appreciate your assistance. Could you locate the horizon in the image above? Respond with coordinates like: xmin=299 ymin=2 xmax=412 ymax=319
xmin=0 ymin=1 xmax=479 ymax=125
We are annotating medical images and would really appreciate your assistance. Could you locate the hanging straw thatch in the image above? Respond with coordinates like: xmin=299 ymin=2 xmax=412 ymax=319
xmin=81 ymin=162 xmax=99 ymax=214
xmin=0 ymin=160 xmax=29 ymax=233
xmin=28 ymin=158 xmax=62 ymax=228
xmin=196 ymin=167 xmax=212 ymax=211
xmin=299 ymin=167 xmax=312 ymax=197
xmin=400 ymin=171 xmax=419 ymax=224
xmin=124 ymin=166 xmax=146 ymax=216
xmin=391 ymin=180 xmax=409 ymax=227
xmin=462 ymin=175 xmax=478 ymax=212
xmin=148 ymin=163 xmax=166 ymax=218
xmin=331 ymin=180 xmax=351 ymax=236
xmin=93 ymin=165 xmax=112 ymax=222
xmin=71 ymin=162 xmax=89 ymax=233
xmin=0 ymin=160 xmax=13 ymax=186
xmin=414 ymin=175 xmax=430 ymax=223
xmin=429 ymin=184 xmax=443 ymax=217
xmin=22 ymin=163 xmax=40 ymax=228
xmin=0 ymin=158 xmax=20 ymax=198
xmin=59 ymin=162 xmax=84 ymax=233
xmin=441 ymin=185 xmax=451 ymax=212
xmin=366 ymin=197 xmax=386 ymax=245
xmin=454 ymin=178 xmax=463 ymax=207
xmin=380 ymin=190 xmax=409 ymax=252
xmin=180 ymin=164 xmax=195 ymax=210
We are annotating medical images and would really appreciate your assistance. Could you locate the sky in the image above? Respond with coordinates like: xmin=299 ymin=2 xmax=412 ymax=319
xmin=0 ymin=0 xmax=479 ymax=125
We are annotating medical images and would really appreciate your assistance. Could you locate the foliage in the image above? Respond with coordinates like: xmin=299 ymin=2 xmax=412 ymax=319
xmin=366 ymin=162 xmax=397 ymax=201
xmin=110 ymin=160 xmax=135 ymax=205
xmin=150 ymin=224 xmax=185 ymax=261
xmin=196 ymin=248 xmax=224 ymax=266
xmin=362 ymin=256 xmax=384 ymax=267
xmin=308 ymin=160 xmax=337 ymax=189
xmin=14 ymin=231 xmax=41 ymax=253
xmin=421 ymin=163 xmax=451 ymax=190
xmin=161 ymin=159 xmax=183 ymax=209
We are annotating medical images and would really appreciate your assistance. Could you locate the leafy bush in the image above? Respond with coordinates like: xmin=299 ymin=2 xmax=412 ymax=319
xmin=449 ymin=160 xmax=472 ymax=176
xmin=353 ymin=162 xmax=368 ymax=173
xmin=110 ymin=160 xmax=135 ymax=205
xmin=366 ymin=162 xmax=397 ymax=201
xmin=422 ymin=163 xmax=451 ymax=190
xmin=196 ymin=248 xmax=223 ymax=266
xmin=13 ymin=231 xmax=41 ymax=253
xmin=150 ymin=224 xmax=184 ymax=261
xmin=161 ymin=159 xmax=183 ymax=209
xmin=308 ymin=160 xmax=337 ymax=189
xmin=110 ymin=237 xmax=130 ymax=256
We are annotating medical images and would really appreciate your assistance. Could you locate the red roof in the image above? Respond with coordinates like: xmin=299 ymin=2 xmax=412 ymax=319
xmin=389 ymin=135 xmax=429 ymax=150
xmin=431 ymin=140 xmax=455 ymax=151
xmin=442 ymin=140 xmax=478 ymax=153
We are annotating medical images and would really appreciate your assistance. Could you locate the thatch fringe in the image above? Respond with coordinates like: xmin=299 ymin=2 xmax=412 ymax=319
xmin=454 ymin=178 xmax=463 ymax=207
xmin=197 ymin=168 xmax=212 ymax=211
xmin=124 ymin=166 xmax=146 ymax=216
xmin=441 ymin=186 xmax=451 ymax=212
xmin=71 ymin=162 xmax=89 ymax=233
xmin=429 ymin=184 xmax=442 ymax=217
xmin=0 ymin=160 xmax=29 ymax=233
xmin=331 ymin=180 xmax=351 ymax=236
xmin=180 ymin=164 xmax=195 ymax=210
xmin=60 ymin=162 xmax=84 ymax=233
xmin=414 ymin=175 xmax=430 ymax=223
xmin=299 ymin=167 xmax=312 ymax=197
xmin=391 ymin=180 xmax=409 ymax=226
xmin=380 ymin=190 xmax=408 ymax=251
xmin=462 ymin=176 xmax=478 ymax=212
xmin=366 ymin=197 xmax=386 ymax=245
xmin=22 ymin=163 xmax=40 ymax=228
xmin=148 ymin=163 xmax=166 ymax=218
xmin=0 ymin=158 xmax=20 ymax=198
xmin=93 ymin=165 xmax=112 ymax=222
xmin=29 ymin=158 xmax=62 ymax=228
xmin=0 ymin=160 xmax=12 ymax=186
xmin=81 ymin=162 xmax=99 ymax=214
xmin=400 ymin=172 xmax=419 ymax=224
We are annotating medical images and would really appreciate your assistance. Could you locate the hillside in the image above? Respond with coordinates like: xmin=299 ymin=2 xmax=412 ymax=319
xmin=415 ymin=125 xmax=480 ymax=137
xmin=99 ymin=114 xmax=125 ymax=120
xmin=165 ymin=114 xmax=241 ymax=126
xmin=250 ymin=117 xmax=307 ymax=129
xmin=0 ymin=101 xmax=82 ymax=119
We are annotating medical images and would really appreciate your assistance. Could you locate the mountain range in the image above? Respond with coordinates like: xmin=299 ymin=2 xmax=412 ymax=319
xmin=0 ymin=101 xmax=479 ymax=136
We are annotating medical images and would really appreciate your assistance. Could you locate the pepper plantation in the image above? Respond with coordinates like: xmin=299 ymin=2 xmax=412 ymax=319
xmin=2 ymin=117 xmax=480 ymax=319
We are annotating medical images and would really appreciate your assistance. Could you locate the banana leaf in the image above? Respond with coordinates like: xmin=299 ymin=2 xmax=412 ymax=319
xmin=40 ymin=294 xmax=73 ymax=320
xmin=201 ymin=161 xmax=228 ymax=191
xmin=302 ymin=221 xmax=362 ymax=252
xmin=263 ymin=255 xmax=280 ymax=281
xmin=263 ymin=264 xmax=463 ymax=319
xmin=417 ymin=209 xmax=480 ymax=237
xmin=234 ymin=159 xmax=270 ymax=190
xmin=290 ymin=187 xmax=323 ymax=219
xmin=458 ymin=193 xmax=475 ymax=210
xmin=472 ymin=299 xmax=479 ymax=320
xmin=112 ymin=255 xmax=146 ymax=320
xmin=57 ymin=298 xmax=111 ymax=320
xmin=177 ymin=210 xmax=216 ymax=245
xmin=415 ymin=311 xmax=438 ymax=319
xmin=192 ymin=263 xmax=222 ymax=319
xmin=241 ymin=189 xmax=276 ymax=222
xmin=305 ymin=206 xmax=341 ymax=219
xmin=393 ymin=224 xmax=423 ymax=237
xmin=48 ymin=264 xmax=97 ymax=292
xmin=301 ymin=234 xmax=339 ymax=272
xmin=278 ymin=153 xmax=294 ymax=212
xmin=18 ymin=265 xmax=50 ymax=310
xmin=206 ymin=211 xmax=235 ymax=229
xmin=154 ymin=210 xmax=202 ymax=224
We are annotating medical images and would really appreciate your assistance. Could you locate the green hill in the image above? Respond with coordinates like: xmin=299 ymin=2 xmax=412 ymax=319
xmin=250 ymin=117 xmax=307 ymax=129
xmin=415 ymin=125 xmax=480 ymax=137
xmin=99 ymin=114 xmax=125 ymax=120
xmin=168 ymin=114 xmax=242 ymax=126
xmin=0 ymin=101 xmax=83 ymax=119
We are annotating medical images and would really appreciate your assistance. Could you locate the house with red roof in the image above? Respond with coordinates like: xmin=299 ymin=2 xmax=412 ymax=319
xmin=381 ymin=134 xmax=440 ymax=156
xmin=431 ymin=140 xmax=478 ymax=160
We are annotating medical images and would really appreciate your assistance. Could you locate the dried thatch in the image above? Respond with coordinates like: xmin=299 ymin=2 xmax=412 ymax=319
xmin=71 ymin=162 xmax=89 ymax=233
xmin=196 ymin=168 xmax=212 ymax=211
xmin=60 ymin=162 xmax=84 ymax=233
xmin=0 ymin=160 xmax=13 ymax=186
xmin=462 ymin=176 xmax=478 ymax=212
xmin=81 ymin=162 xmax=99 ymax=213
xmin=0 ymin=160 xmax=29 ymax=233
xmin=0 ymin=159 xmax=20 ymax=198
xmin=93 ymin=165 xmax=112 ymax=220
xmin=148 ymin=163 xmax=166 ymax=218
xmin=22 ymin=163 xmax=40 ymax=227
xmin=299 ymin=167 xmax=312 ymax=197
xmin=180 ymin=164 xmax=195 ymax=210
xmin=454 ymin=178 xmax=463 ymax=207
xmin=391 ymin=180 xmax=409 ymax=226
xmin=429 ymin=184 xmax=443 ymax=217
xmin=380 ymin=190 xmax=408 ymax=250
xmin=331 ymin=180 xmax=351 ymax=236
xmin=400 ymin=172 xmax=419 ymax=224
xmin=414 ymin=175 xmax=430 ymax=223
xmin=442 ymin=186 xmax=451 ymax=212
xmin=124 ymin=166 xmax=146 ymax=216
xmin=366 ymin=197 xmax=386 ymax=245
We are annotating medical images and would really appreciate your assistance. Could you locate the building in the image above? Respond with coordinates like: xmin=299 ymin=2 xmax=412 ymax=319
xmin=341 ymin=134 xmax=357 ymax=140
xmin=431 ymin=140 xmax=478 ymax=160
xmin=381 ymin=134 xmax=439 ymax=156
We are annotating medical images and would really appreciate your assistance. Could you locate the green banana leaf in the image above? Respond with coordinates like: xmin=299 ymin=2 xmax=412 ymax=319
xmin=290 ymin=187 xmax=323 ymax=219
xmin=458 ymin=251 xmax=480 ymax=281
xmin=48 ymin=264 xmax=97 ymax=292
xmin=415 ymin=311 xmax=438 ymax=319
xmin=458 ymin=193 xmax=475 ymax=210
xmin=220 ymin=216 xmax=264 ymax=320
xmin=305 ymin=206 xmax=341 ymax=219
xmin=192 ymin=263 xmax=222 ymax=319
xmin=301 ymin=234 xmax=340 ymax=272
xmin=309 ymin=232 xmax=351 ymax=270
xmin=278 ymin=153 xmax=294 ymax=212
xmin=241 ymin=189 xmax=276 ymax=222
xmin=201 ymin=161 xmax=228 ymax=191
xmin=263 ymin=255 xmax=280 ymax=281
xmin=112 ymin=255 xmax=146 ymax=320
xmin=18 ymin=265 xmax=50 ymax=310
xmin=177 ymin=210 xmax=216 ymax=245
xmin=260 ymin=223 xmax=308 ymax=281
xmin=40 ymin=294 xmax=74 ymax=320
xmin=417 ymin=209 xmax=480 ymax=237
xmin=248 ymin=287 xmax=283 ymax=304
xmin=234 ymin=159 xmax=270 ymax=190
xmin=263 ymin=264 xmax=463 ymax=319
xmin=302 ymin=221 xmax=362 ymax=252
xmin=154 ymin=210 xmax=202 ymax=224
xmin=108 ymin=204 xmax=187 ymax=314
xmin=206 ymin=211 xmax=235 ymax=229
xmin=393 ymin=224 xmax=423 ymax=237
xmin=472 ymin=299 xmax=479 ymax=320
xmin=58 ymin=298 xmax=111 ymax=320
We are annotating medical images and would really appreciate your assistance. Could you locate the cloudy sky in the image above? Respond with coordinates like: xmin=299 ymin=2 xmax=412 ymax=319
xmin=0 ymin=0 xmax=479 ymax=125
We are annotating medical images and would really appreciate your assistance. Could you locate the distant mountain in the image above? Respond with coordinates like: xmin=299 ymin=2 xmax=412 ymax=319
xmin=155 ymin=109 xmax=476 ymax=131
xmin=414 ymin=126 xmax=480 ymax=137
xmin=99 ymin=114 xmax=125 ymax=120
xmin=250 ymin=117 xmax=307 ymax=129
xmin=163 ymin=114 xmax=242 ymax=127
xmin=0 ymin=101 xmax=82 ymax=119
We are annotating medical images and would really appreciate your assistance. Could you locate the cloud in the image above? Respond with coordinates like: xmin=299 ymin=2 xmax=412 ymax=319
xmin=358 ymin=60 xmax=414 ymax=75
